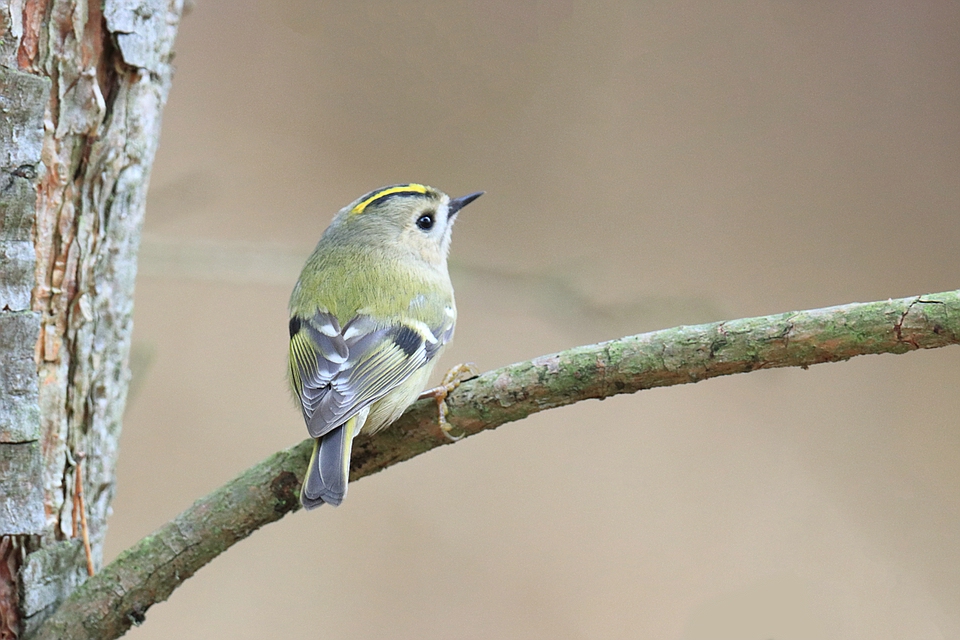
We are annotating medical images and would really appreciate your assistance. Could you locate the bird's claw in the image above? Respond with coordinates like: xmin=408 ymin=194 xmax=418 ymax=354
xmin=420 ymin=363 xmax=479 ymax=441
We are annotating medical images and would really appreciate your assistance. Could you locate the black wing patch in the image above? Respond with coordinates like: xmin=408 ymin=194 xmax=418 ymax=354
xmin=393 ymin=325 xmax=423 ymax=357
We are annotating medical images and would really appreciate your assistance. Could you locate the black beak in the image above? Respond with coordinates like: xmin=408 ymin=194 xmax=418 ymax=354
xmin=447 ymin=191 xmax=484 ymax=218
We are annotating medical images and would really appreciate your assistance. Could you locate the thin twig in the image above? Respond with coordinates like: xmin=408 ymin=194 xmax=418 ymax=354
xmin=71 ymin=475 xmax=79 ymax=541
xmin=30 ymin=290 xmax=960 ymax=640
xmin=74 ymin=453 xmax=95 ymax=577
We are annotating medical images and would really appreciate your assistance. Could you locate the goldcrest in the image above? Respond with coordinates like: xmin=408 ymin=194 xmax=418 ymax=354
xmin=288 ymin=184 xmax=483 ymax=508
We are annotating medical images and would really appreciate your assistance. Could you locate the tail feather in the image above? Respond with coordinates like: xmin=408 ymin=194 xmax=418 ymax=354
xmin=301 ymin=416 xmax=358 ymax=509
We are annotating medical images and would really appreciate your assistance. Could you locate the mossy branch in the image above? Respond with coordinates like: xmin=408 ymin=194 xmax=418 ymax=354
xmin=30 ymin=290 xmax=960 ymax=640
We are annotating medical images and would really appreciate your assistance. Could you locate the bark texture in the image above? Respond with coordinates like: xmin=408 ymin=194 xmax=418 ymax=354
xmin=0 ymin=1 xmax=182 ymax=636
xmin=31 ymin=289 xmax=960 ymax=640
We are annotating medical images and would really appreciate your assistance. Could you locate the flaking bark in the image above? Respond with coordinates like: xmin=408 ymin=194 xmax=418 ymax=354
xmin=30 ymin=290 xmax=960 ymax=640
xmin=0 ymin=1 xmax=184 ymax=636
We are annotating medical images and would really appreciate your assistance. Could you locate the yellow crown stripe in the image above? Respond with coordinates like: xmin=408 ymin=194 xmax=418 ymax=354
xmin=352 ymin=183 xmax=431 ymax=214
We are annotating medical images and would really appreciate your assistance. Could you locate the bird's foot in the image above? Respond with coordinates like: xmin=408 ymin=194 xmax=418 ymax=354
xmin=419 ymin=363 xmax=480 ymax=441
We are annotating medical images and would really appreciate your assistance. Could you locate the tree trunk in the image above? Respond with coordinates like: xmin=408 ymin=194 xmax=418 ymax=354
xmin=0 ymin=1 xmax=182 ymax=636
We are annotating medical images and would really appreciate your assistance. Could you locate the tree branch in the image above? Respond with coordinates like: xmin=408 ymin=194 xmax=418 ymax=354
xmin=30 ymin=290 xmax=960 ymax=640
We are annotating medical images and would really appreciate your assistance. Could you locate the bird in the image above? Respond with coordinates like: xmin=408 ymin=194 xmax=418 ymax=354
xmin=288 ymin=184 xmax=483 ymax=508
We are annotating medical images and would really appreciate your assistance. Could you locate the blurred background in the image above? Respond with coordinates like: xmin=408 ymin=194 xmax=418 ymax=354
xmin=103 ymin=1 xmax=959 ymax=638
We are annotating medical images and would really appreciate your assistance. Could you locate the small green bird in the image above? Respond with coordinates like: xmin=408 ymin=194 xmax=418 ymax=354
xmin=288 ymin=184 xmax=483 ymax=508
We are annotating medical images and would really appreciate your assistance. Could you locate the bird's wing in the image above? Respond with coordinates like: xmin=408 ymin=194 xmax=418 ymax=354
xmin=289 ymin=310 xmax=454 ymax=439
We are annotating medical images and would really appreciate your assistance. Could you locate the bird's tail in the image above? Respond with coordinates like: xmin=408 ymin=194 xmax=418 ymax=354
xmin=301 ymin=415 xmax=359 ymax=509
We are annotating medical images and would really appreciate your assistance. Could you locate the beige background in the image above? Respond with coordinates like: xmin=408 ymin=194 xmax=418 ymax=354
xmin=103 ymin=1 xmax=959 ymax=638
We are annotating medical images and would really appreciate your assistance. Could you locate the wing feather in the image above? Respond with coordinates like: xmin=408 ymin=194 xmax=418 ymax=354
xmin=289 ymin=310 xmax=454 ymax=439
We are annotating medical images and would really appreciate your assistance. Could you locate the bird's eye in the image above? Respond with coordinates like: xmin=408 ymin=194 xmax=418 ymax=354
xmin=416 ymin=211 xmax=435 ymax=231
